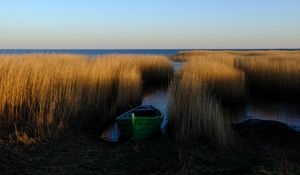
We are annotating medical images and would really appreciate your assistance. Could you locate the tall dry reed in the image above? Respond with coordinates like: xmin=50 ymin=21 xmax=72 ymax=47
xmin=96 ymin=54 xmax=174 ymax=83
xmin=180 ymin=57 xmax=246 ymax=102
xmin=168 ymin=57 xmax=245 ymax=145
xmin=171 ymin=50 xmax=300 ymax=62
xmin=168 ymin=76 xmax=231 ymax=145
xmin=235 ymin=55 xmax=300 ymax=97
xmin=0 ymin=54 xmax=172 ymax=140
xmin=168 ymin=50 xmax=300 ymax=145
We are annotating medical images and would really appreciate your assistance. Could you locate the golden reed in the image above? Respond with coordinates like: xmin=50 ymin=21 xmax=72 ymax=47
xmin=0 ymin=54 xmax=173 ymax=141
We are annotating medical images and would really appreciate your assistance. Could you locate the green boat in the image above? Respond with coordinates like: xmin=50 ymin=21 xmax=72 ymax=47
xmin=116 ymin=105 xmax=164 ymax=140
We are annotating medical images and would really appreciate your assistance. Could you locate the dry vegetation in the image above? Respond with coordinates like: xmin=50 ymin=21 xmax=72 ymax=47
xmin=168 ymin=56 xmax=245 ymax=145
xmin=0 ymin=54 xmax=173 ymax=141
xmin=178 ymin=57 xmax=245 ymax=102
xmin=168 ymin=50 xmax=300 ymax=145
xmin=170 ymin=50 xmax=268 ymax=62
xmin=97 ymin=54 xmax=174 ymax=83
xmin=171 ymin=50 xmax=300 ymax=62
xmin=1 ymin=51 xmax=300 ymax=174
xmin=235 ymin=55 xmax=300 ymax=97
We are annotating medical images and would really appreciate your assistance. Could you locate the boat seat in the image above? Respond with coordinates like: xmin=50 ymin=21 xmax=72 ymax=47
xmin=133 ymin=108 xmax=161 ymax=117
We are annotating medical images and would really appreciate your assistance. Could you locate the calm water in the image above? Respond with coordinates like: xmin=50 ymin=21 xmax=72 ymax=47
xmin=237 ymin=99 xmax=300 ymax=132
xmin=0 ymin=49 xmax=188 ymax=56
xmin=1 ymin=49 xmax=299 ymax=56
xmin=142 ymin=61 xmax=184 ymax=115
xmin=142 ymin=61 xmax=300 ymax=132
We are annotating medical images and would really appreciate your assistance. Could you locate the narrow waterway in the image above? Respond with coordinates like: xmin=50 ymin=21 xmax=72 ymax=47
xmin=141 ymin=61 xmax=183 ymax=115
xmin=141 ymin=61 xmax=300 ymax=132
xmin=234 ymin=99 xmax=300 ymax=132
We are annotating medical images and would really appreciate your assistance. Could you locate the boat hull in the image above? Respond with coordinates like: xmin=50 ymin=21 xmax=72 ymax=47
xmin=116 ymin=105 xmax=163 ymax=140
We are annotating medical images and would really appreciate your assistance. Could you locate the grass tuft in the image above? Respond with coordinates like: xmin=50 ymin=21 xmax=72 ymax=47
xmin=168 ymin=56 xmax=245 ymax=145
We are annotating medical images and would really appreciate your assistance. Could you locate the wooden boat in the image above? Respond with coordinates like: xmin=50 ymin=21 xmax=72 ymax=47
xmin=116 ymin=105 xmax=164 ymax=140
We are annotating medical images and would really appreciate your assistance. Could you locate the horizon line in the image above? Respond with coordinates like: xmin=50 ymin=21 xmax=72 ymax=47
xmin=1 ymin=48 xmax=300 ymax=50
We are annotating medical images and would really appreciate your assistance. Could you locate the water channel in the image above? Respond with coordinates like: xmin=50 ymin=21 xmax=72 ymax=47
xmin=141 ymin=61 xmax=300 ymax=132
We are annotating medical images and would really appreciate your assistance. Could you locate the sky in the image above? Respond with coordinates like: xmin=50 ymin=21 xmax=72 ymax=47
xmin=0 ymin=0 xmax=300 ymax=49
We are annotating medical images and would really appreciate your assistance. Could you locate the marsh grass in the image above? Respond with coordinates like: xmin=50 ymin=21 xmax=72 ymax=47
xmin=170 ymin=51 xmax=230 ymax=62
xmin=97 ymin=54 xmax=174 ymax=83
xmin=170 ymin=50 xmax=300 ymax=62
xmin=235 ymin=55 xmax=300 ymax=97
xmin=170 ymin=50 xmax=256 ymax=62
xmin=178 ymin=57 xmax=246 ymax=103
xmin=0 ymin=54 xmax=173 ymax=141
xmin=168 ymin=51 xmax=300 ymax=145
xmin=171 ymin=50 xmax=300 ymax=98
xmin=168 ymin=76 xmax=232 ymax=145
xmin=168 ymin=57 xmax=245 ymax=145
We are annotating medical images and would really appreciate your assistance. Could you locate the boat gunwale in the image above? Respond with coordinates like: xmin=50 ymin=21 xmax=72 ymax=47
xmin=116 ymin=105 xmax=164 ymax=120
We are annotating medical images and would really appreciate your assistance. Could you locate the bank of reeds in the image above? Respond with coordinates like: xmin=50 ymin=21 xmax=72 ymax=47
xmin=171 ymin=50 xmax=300 ymax=62
xmin=168 ymin=57 xmax=245 ymax=145
xmin=178 ymin=57 xmax=245 ymax=102
xmin=169 ymin=51 xmax=300 ymax=145
xmin=171 ymin=51 xmax=243 ymax=62
xmin=0 ymin=54 xmax=173 ymax=141
xmin=97 ymin=54 xmax=174 ymax=83
xmin=235 ymin=55 xmax=300 ymax=97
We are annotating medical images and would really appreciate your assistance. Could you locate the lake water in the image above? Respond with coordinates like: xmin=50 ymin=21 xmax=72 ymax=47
xmin=1 ymin=49 xmax=298 ymax=56
xmin=235 ymin=99 xmax=300 ymax=132
xmin=0 ymin=49 xmax=187 ymax=56
xmin=142 ymin=61 xmax=184 ymax=115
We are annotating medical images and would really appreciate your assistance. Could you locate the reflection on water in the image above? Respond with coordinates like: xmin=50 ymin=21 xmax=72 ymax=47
xmin=172 ymin=61 xmax=184 ymax=72
xmin=142 ymin=84 xmax=169 ymax=133
xmin=141 ymin=61 xmax=300 ymax=132
xmin=142 ymin=84 xmax=168 ymax=115
xmin=233 ymin=99 xmax=300 ymax=132
xmin=141 ymin=61 xmax=183 ymax=114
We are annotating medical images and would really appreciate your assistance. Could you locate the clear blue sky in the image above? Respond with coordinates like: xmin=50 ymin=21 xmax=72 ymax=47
xmin=0 ymin=0 xmax=299 ymax=49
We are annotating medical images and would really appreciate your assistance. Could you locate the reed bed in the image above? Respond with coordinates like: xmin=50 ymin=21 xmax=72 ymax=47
xmin=168 ymin=76 xmax=231 ymax=145
xmin=179 ymin=57 xmax=245 ymax=102
xmin=235 ymin=55 xmax=300 ymax=97
xmin=169 ymin=51 xmax=300 ymax=145
xmin=0 ymin=54 xmax=173 ymax=141
xmin=170 ymin=50 xmax=300 ymax=62
xmin=168 ymin=57 xmax=245 ymax=145
xmin=97 ymin=54 xmax=174 ymax=83
xmin=171 ymin=51 xmax=244 ymax=62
